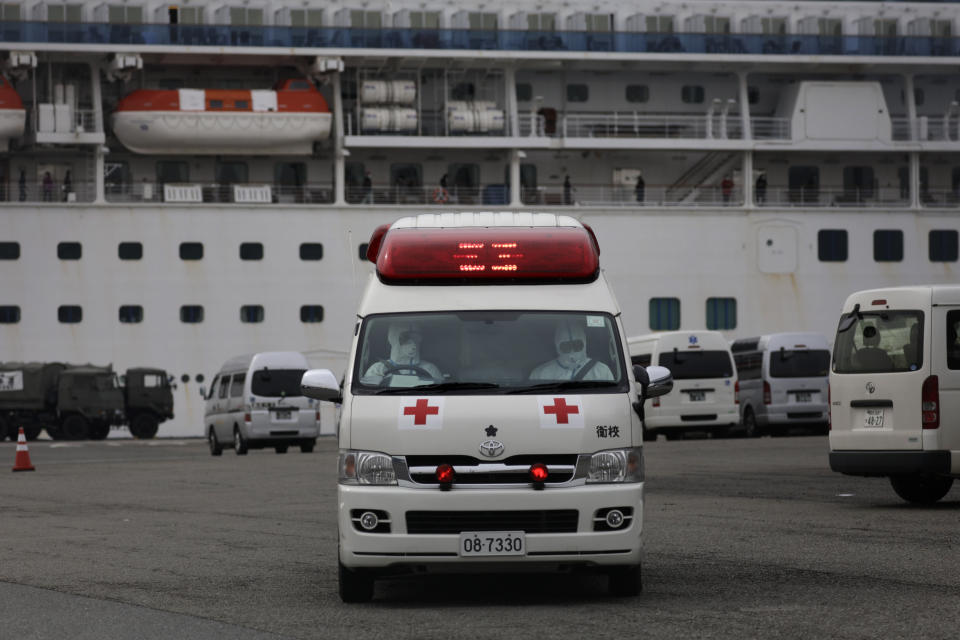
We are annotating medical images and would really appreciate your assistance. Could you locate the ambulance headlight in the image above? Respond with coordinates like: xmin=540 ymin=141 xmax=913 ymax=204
xmin=586 ymin=447 xmax=644 ymax=484
xmin=339 ymin=450 xmax=397 ymax=486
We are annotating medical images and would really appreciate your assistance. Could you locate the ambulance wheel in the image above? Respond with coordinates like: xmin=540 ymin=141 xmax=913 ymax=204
xmin=208 ymin=428 xmax=223 ymax=456
xmin=233 ymin=428 xmax=248 ymax=455
xmin=300 ymin=441 xmax=315 ymax=453
xmin=61 ymin=415 xmax=90 ymax=440
xmin=608 ymin=564 xmax=642 ymax=597
xmin=130 ymin=414 xmax=159 ymax=439
xmin=22 ymin=425 xmax=43 ymax=441
xmin=275 ymin=445 xmax=288 ymax=454
xmin=889 ymin=475 xmax=954 ymax=505
xmin=642 ymin=426 xmax=656 ymax=442
xmin=743 ymin=408 xmax=761 ymax=438
xmin=338 ymin=561 xmax=374 ymax=603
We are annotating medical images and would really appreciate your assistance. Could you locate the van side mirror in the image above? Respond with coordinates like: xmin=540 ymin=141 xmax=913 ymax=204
xmin=301 ymin=368 xmax=342 ymax=403
xmin=644 ymin=365 xmax=673 ymax=399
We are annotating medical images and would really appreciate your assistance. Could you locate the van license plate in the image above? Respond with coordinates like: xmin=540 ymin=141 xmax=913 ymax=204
xmin=459 ymin=531 xmax=525 ymax=557
xmin=863 ymin=409 xmax=884 ymax=428
xmin=274 ymin=409 xmax=292 ymax=420
xmin=794 ymin=392 xmax=812 ymax=403
xmin=687 ymin=390 xmax=706 ymax=402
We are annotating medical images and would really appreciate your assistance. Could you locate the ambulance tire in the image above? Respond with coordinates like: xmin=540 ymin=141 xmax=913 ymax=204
xmin=208 ymin=427 xmax=223 ymax=456
xmin=233 ymin=427 xmax=248 ymax=455
xmin=889 ymin=475 xmax=953 ymax=505
xmin=22 ymin=425 xmax=43 ymax=441
xmin=608 ymin=564 xmax=642 ymax=597
xmin=339 ymin=561 xmax=374 ymax=603
xmin=301 ymin=441 xmax=315 ymax=453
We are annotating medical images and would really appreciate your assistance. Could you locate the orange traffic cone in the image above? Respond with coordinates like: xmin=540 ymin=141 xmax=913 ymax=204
xmin=12 ymin=427 xmax=35 ymax=472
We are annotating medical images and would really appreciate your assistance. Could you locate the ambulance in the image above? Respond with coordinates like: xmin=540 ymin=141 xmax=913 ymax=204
xmin=301 ymin=212 xmax=672 ymax=602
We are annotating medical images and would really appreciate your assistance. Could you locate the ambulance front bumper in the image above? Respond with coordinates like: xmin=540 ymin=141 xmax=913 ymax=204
xmin=339 ymin=483 xmax=643 ymax=570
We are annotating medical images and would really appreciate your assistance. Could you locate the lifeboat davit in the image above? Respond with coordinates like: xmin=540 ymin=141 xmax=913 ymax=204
xmin=0 ymin=76 xmax=26 ymax=146
xmin=111 ymin=79 xmax=332 ymax=155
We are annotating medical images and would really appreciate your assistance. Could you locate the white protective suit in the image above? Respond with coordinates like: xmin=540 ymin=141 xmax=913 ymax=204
xmin=529 ymin=320 xmax=614 ymax=381
xmin=363 ymin=322 xmax=442 ymax=384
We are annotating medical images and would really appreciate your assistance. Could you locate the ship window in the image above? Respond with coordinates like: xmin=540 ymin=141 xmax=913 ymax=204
xmin=358 ymin=243 xmax=369 ymax=261
xmin=748 ymin=86 xmax=759 ymax=104
xmin=118 ymin=242 xmax=142 ymax=260
xmin=407 ymin=10 xmax=440 ymax=29
xmin=290 ymin=8 xmax=323 ymax=27
xmin=390 ymin=163 xmax=423 ymax=200
xmin=447 ymin=164 xmax=479 ymax=203
xmin=818 ymin=229 xmax=848 ymax=262
xmin=119 ymin=305 xmax=143 ymax=324
xmin=1 ymin=4 xmax=20 ymax=20
xmin=156 ymin=161 xmax=189 ymax=184
xmin=566 ymin=84 xmax=589 ymax=103
xmin=275 ymin=162 xmax=306 ymax=200
xmin=350 ymin=9 xmax=381 ymax=29
xmin=626 ymin=85 xmax=649 ymax=103
xmin=209 ymin=99 xmax=224 ymax=109
xmin=179 ymin=242 xmax=203 ymax=260
xmin=58 ymin=305 xmax=82 ymax=324
xmin=240 ymin=305 xmax=264 ymax=323
xmin=180 ymin=305 xmax=204 ymax=323
xmin=57 ymin=242 xmax=81 ymax=260
xmin=788 ymin=166 xmax=819 ymax=204
xmin=645 ymin=15 xmax=674 ymax=33
xmin=527 ymin=13 xmax=555 ymax=31
xmin=234 ymin=100 xmax=248 ymax=109
xmin=108 ymin=5 xmax=142 ymax=24
xmin=300 ymin=243 xmax=324 ymax=260
xmin=842 ymin=166 xmax=875 ymax=201
xmin=706 ymin=297 xmax=737 ymax=331
xmin=47 ymin=4 xmax=83 ymax=23
xmin=467 ymin=12 xmax=497 ymax=30
xmin=874 ymin=230 xmax=904 ymax=262
xmin=300 ymin=305 xmax=325 ymax=323
xmin=215 ymin=161 xmax=248 ymax=185
xmin=681 ymin=86 xmax=705 ymax=104
xmin=230 ymin=7 xmax=263 ymax=26
xmin=239 ymin=242 xmax=263 ymax=260
xmin=0 ymin=242 xmax=19 ymax=260
xmin=345 ymin=162 xmax=365 ymax=203
xmin=930 ymin=230 xmax=959 ymax=262
xmin=649 ymin=298 xmax=681 ymax=331
xmin=900 ymin=88 xmax=925 ymax=107
xmin=516 ymin=83 xmax=533 ymax=102
xmin=179 ymin=6 xmax=203 ymax=24
xmin=0 ymin=306 xmax=20 ymax=324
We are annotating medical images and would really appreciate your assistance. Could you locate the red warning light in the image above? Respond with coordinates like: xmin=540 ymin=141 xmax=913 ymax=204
xmin=529 ymin=463 xmax=549 ymax=483
xmin=436 ymin=463 xmax=455 ymax=484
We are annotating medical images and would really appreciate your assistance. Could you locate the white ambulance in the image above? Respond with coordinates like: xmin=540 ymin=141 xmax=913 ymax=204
xmin=829 ymin=285 xmax=959 ymax=504
xmin=301 ymin=212 xmax=671 ymax=602
xmin=627 ymin=331 xmax=739 ymax=440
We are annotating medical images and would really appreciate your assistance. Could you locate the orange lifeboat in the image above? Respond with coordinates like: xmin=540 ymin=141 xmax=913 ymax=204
xmin=111 ymin=78 xmax=332 ymax=155
xmin=0 ymin=76 xmax=26 ymax=147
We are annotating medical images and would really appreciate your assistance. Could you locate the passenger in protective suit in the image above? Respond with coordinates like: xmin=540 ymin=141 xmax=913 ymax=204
xmin=363 ymin=322 xmax=442 ymax=385
xmin=529 ymin=320 xmax=614 ymax=381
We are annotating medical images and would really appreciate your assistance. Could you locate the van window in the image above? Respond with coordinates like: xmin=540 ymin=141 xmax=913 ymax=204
xmin=833 ymin=311 xmax=923 ymax=373
xmin=218 ymin=375 xmax=231 ymax=399
xmin=251 ymin=368 xmax=306 ymax=397
xmin=353 ymin=311 xmax=628 ymax=394
xmin=230 ymin=373 xmax=245 ymax=397
xmin=207 ymin=375 xmax=219 ymax=399
xmin=947 ymin=310 xmax=960 ymax=370
xmin=733 ymin=352 xmax=762 ymax=380
xmin=769 ymin=350 xmax=830 ymax=378
xmin=657 ymin=350 xmax=733 ymax=379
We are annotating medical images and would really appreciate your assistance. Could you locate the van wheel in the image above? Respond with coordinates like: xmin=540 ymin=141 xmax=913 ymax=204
xmin=233 ymin=428 xmax=248 ymax=455
xmin=130 ymin=414 xmax=159 ymax=439
xmin=61 ymin=415 xmax=90 ymax=440
xmin=301 ymin=441 xmax=315 ymax=453
xmin=275 ymin=445 xmax=288 ymax=454
xmin=608 ymin=564 xmax=642 ymax=597
xmin=338 ymin=562 xmax=374 ymax=603
xmin=642 ymin=426 xmax=656 ymax=442
xmin=664 ymin=432 xmax=681 ymax=441
xmin=743 ymin=408 xmax=761 ymax=438
xmin=889 ymin=475 xmax=954 ymax=505
xmin=208 ymin=428 xmax=223 ymax=456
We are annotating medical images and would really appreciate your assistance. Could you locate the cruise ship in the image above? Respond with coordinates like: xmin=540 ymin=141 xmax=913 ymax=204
xmin=1 ymin=0 xmax=958 ymax=437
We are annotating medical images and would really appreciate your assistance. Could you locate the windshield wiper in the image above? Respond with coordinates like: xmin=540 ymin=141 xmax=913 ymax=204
xmin=506 ymin=380 xmax=619 ymax=394
xmin=372 ymin=382 xmax=501 ymax=395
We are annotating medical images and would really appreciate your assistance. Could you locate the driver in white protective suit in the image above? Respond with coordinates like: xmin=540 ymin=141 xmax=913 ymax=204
xmin=529 ymin=320 xmax=614 ymax=381
xmin=363 ymin=322 xmax=442 ymax=385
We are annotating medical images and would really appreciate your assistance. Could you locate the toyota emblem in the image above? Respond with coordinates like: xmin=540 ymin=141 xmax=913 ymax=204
xmin=866 ymin=382 xmax=876 ymax=394
xmin=479 ymin=439 xmax=504 ymax=458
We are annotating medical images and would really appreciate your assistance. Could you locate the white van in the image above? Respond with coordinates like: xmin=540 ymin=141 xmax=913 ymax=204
xmin=627 ymin=331 xmax=738 ymax=440
xmin=300 ymin=212 xmax=671 ymax=602
xmin=730 ymin=333 xmax=830 ymax=437
xmin=829 ymin=286 xmax=959 ymax=504
xmin=204 ymin=351 xmax=320 ymax=455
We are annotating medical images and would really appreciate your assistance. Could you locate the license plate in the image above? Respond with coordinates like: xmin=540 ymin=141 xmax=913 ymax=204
xmin=687 ymin=390 xmax=706 ymax=402
xmin=459 ymin=531 xmax=526 ymax=557
xmin=863 ymin=409 xmax=884 ymax=428
xmin=794 ymin=392 xmax=812 ymax=403
xmin=274 ymin=409 xmax=293 ymax=420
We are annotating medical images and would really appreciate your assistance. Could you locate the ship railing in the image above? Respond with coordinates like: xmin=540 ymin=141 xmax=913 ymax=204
xmin=559 ymin=112 xmax=744 ymax=140
xmin=522 ymin=184 xmax=744 ymax=207
xmin=345 ymin=109 xmax=512 ymax=137
xmin=755 ymin=186 xmax=911 ymax=208
xmin=751 ymin=117 xmax=791 ymax=140
xmin=890 ymin=116 xmax=960 ymax=142
xmin=4 ymin=180 xmax=97 ymax=203
xmin=102 ymin=182 xmax=335 ymax=204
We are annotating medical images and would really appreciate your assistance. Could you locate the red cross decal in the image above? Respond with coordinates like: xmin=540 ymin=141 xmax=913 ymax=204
xmin=543 ymin=398 xmax=580 ymax=424
xmin=403 ymin=399 xmax=440 ymax=425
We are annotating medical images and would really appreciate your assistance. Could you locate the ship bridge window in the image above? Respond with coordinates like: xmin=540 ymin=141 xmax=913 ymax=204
xmin=566 ymin=84 xmax=589 ymax=103
xmin=929 ymin=230 xmax=958 ymax=262
xmin=119 ymin=305 xmax=143 ymax=324
xmin=706 ymin=298 xmax=737 ymax=331
xmin=818 ymin=229 xmax=848 ymax=262
xmin=180 ymin=305 xmax=204 ymax=324
xmin=0 ymin=242 xmax=19 ymax=260
xmin=57 ymin=242 xmax=81 ymax=260
xmin=2 ymin=3 xmax=21 ymax=20
xmin=240 ymin=305 xmax=264 ymax=324
xmin=118 ymin=242 xmax=142 ymax=260
xmin=650 ymin=298 xmax=681 ymax=331
xmin=239 ymin=243 xmax=263 ymax=261
xmin=179 ymin=242 xmax=203 ymax=260
xmin=626 ymin=85 xmax=650 ymax=103
xmin=874 ymin=230 xmax=904 ymax=263
xmin=58 ymin=305 xmax=82 ymax=324
xmin=681 ymin=86 xmax=705 ymax=104
xmin=300 ymin=305 xmax=325 ymax=323
xmin=0 ymin=306 xmax=20 ymax=324
xmin=516 ymin=83 xmax=532 ymax=102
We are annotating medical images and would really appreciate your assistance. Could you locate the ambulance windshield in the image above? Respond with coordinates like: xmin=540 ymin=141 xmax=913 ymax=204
xmin=353 ymin=311 xmax=628 ymax=395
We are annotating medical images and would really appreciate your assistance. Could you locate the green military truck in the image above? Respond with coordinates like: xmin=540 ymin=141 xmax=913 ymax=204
xmin=0 ymin=363 xmax=174 ymax=441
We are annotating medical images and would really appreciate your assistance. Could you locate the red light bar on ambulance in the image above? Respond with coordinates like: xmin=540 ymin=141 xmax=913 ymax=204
xmin=375 ymin=227 xmax=600 ymax=283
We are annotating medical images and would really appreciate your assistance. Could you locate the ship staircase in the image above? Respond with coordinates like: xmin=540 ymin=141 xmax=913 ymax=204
xmin=665 ymin=152 xmax=739 ymax=204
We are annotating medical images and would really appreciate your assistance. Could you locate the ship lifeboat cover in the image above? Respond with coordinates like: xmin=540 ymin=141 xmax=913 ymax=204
xmin=111 ymin=79 xmax=332 ymax=155
xmin=0 ymin=76 xmax=26 ymax=141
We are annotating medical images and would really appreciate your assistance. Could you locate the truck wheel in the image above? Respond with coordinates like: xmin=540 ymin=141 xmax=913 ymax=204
xmin=300 ymin=440 xmax=315 ymax=453
xmin=0 ymin=416 xmax=10 ymax=441
xmin=61 ymin=415 xmax=90 ymax=440
xmin=45 ymin=424 xmax=64 ymax=440
xmin=89 ymin=422 xmax=110 ymax=440
xmin=890 ymin=475 xmax=954 ymax=505
xmin=208 ymin=428 xmax=223 ymax=456
xmin=22 ymin=425 xmax=43 ymax=441
xmin=338 ymin=562 xmax=374 ymax=603
xmin=130 ymin=414 xmax=159 ymax=439
xmin=275 ymin=445 xmax=288 ymax=454
xmin=608 ymin=564 xmax=643 ymax=597
xmin=233 ymin=428 xmax=248 ymax=455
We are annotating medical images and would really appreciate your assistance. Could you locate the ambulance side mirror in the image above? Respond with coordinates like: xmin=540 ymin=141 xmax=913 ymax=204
xmin=643 ymin=365 xmax=673 ymax=400
xmin=301 ymin=369 xmax=342 ymax=403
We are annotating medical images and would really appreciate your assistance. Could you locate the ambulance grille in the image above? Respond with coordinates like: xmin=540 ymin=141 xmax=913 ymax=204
xmin=406 ymin=510 xmax=579 ymax=534
xmin=404 ymin=454 xmax=579 ymax=485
